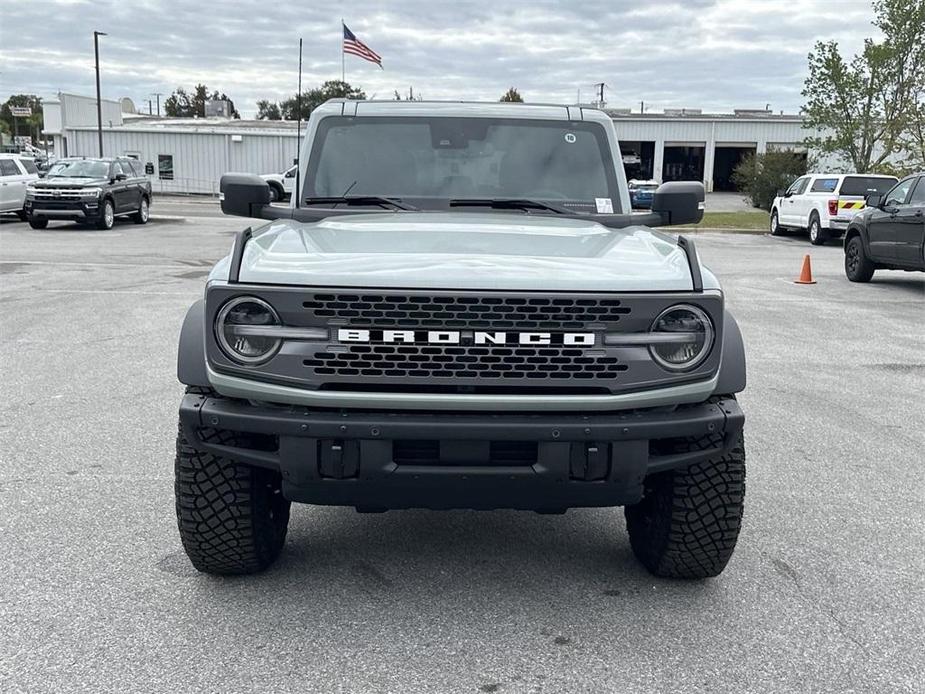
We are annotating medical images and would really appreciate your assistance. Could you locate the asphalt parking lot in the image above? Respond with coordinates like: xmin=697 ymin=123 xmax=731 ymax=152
xmin=1 ymin=205 xmax=923 ymax=693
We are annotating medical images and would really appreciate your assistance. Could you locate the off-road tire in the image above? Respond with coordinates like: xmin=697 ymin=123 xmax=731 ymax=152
xmin=16 ymin=209 xmax=28 ymax=221
xmin=133 ymin=196 xmax=149 ymax=224
xmin=845 ymin=235 xmax=875 ymax=282
xmin=769 ymin=209 xmax=785 ymax=236
xmin=808 ymin=212 xmax=827 ymax=245
xmin=175 ymin=387 xmax=290 ymax=575
xmin=625 ymin=428 xmax=745 ymax=579
xmin=28 ymin=217 xmax=48 ymax=229
xmin=96 ymin=199 xmax=115 ymax=230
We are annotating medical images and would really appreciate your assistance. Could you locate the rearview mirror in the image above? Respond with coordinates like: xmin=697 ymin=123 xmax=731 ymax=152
xmin=651 ymin=181 xmax=705 ymax=226
xmin=865 ymin=193 xmax=882 ymax=209
xmin=220 ymin=173 xmax=271 ymax=218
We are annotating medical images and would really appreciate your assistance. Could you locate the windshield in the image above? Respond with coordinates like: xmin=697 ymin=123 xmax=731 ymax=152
xmin=305 ymin=116 xmax=620 ymax=213
xmin=840 ymin=176 xmax=896 ymax=196
xmin=50 ymin=160 xmax=110 ymax=179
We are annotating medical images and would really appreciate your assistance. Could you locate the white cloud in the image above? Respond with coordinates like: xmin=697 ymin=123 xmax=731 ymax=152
xmin=0 ymin=0 xmax=876 ymax=116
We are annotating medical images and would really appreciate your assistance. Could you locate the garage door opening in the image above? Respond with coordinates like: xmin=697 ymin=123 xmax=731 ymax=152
xmin=663 ymin=145 xmax=704 ymax=182
xmin=713 ymin=146 xmax=756 ymax=191
xmin=620 ymin=140 xmax=656 ymax=181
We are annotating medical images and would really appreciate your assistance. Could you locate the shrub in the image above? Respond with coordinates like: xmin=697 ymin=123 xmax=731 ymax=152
xmin=732 ymin=150 xmax=809 ymax=210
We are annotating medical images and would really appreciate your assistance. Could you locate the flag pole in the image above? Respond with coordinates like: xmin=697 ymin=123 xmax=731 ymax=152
xmin=295 ymin=37 xmax=302 ymax=209
xmin=341 ymin=18 xmax=345 ymax=83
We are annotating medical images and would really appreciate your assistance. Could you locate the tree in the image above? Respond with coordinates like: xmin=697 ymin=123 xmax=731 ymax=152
xmin=0 ymin=94 xmax=44 ymax=143
xmin=801 ymin=0 xmax=925 ymax=172
xmin=278 ymin=80 xmax=365 ymax=121
xmin=500 ymin=87 xmax=523 ymax=103
xmin=732 ymin=150 xmax=810 ymax=211
xmin=164 ymin=84 xmax=240 ymax=118
xmin=256 ymin=99 xmax=282 ymax=120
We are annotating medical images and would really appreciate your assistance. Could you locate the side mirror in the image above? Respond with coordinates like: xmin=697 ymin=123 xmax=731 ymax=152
xmin=776 ymin=189 xmax=786 ymax=198
xmin=114 ymin=173 xmax=127 ymax=182
xmin=220 ymin=173 xmax=271 ymax=218
xmin=651 ymin=181 xmax=705 ymax=226
xmin=866 ymin=193 xmax=882 ymax=209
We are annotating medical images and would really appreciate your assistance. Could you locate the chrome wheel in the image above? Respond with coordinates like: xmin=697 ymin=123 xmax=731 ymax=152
xmin=140 ymin=199 xmax=148 ymax=221
xmin=809 ymin=219 xmax=818 ymax=243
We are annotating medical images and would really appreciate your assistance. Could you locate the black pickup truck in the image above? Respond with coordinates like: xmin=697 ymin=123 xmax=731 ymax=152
xmin=25 ymin=157 xmax=152 ymax=230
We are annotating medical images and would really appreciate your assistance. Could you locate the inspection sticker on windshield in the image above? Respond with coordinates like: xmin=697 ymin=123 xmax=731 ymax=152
xmin=595 ymin=198 xmax=614 ymax=214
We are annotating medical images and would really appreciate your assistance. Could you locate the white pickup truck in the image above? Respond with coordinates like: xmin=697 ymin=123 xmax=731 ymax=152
xmin=259 ymin=164 xmax=297 ymax=202
xmin=770 ymin=173 xmax=898 ymax=245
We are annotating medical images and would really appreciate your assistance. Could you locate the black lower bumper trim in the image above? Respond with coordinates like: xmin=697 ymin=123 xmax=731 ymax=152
xmin=179 ymin=394 xmax=744 ymax=510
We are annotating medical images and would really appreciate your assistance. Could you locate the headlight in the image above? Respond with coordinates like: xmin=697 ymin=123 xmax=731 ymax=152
xmin=648 ymin=304 xmax=714 ymax=371
xmin=215 ymin=296 xmax=282 ymax=364
xmin=79 ymin=188 xmax=102 ymax=198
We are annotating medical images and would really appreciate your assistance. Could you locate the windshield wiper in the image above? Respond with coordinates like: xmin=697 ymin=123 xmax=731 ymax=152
xmin=448 ymin=198 xmax=571 ymax=214
xmin=302 ymin=196 xmax=418 ymax=211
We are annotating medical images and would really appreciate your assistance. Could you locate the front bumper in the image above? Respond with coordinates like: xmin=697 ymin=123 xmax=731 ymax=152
xmin=179 ymin=392 xmax=744 ymax=511
xmin=26 ymin=199 xmax=102 ymax=221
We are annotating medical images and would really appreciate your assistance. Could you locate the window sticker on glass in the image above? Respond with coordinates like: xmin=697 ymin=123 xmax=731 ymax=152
xmin=595 ymin=197 xmax=613 ymax=213
xmin=564 ymin=133 xmax=576 ymax=144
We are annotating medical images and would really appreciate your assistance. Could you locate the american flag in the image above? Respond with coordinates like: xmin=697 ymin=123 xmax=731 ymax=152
xmin=343 ymin=23 xmax=382 ymax=68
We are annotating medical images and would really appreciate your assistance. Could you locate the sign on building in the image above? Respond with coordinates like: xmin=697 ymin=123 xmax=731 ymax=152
xmin=10 ymin=106 xmax=32 ymax=117
xmin=13 ymin=135 xmax=33 ymax=147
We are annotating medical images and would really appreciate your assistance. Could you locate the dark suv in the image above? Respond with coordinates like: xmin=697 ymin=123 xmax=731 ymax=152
xmin=25 ymin=157 xmax=152 ymax=230
xmin=844 ymin=172 xmax=925 ymax=282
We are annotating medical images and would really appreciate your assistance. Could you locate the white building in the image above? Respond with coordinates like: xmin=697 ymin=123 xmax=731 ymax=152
xmin=44 ymin=93 xmax=827 ymax=195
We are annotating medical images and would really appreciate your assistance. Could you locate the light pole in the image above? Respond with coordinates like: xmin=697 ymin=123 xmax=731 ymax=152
xmin=94 ymin=30 xmax=107 ymax=156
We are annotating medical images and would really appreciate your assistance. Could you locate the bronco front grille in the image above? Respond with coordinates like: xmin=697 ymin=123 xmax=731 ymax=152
xmin=302 ymin=293 xmax=631 ymax=330
xmin=304 ymin=344 xmax=628 ymax=381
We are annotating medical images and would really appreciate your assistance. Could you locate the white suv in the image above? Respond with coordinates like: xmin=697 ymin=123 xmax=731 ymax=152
xmin=770 ymin=173 xmax=898 ymax=245
xmin=0 ymin=154 xmax=41 ymax=220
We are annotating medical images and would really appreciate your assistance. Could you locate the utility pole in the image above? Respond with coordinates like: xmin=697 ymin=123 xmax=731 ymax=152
xmin=152 ymin=92 xmax=163 ymax=117
xmin=295 ymin=38 xmax=303 ymax=209
xmin=146 ymin=99 xmax=153 ymax=115
xmin=593 ymin=82 xmax=607 ymax=109
xmin=94 ymin=30 xmax=107 ymax=157
xmin=640 ymin=100 xmax=645 ymax=114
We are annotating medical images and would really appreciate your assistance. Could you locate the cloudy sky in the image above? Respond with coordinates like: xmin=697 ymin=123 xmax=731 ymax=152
xmin=2 ymin=0 xmax=877 ymax=117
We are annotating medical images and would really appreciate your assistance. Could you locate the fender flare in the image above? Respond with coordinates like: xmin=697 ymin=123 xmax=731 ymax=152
xmin=715 ymin=309 xmax=746 ymax=395
xmin=177 ymin=299 xmax=210 ymax=387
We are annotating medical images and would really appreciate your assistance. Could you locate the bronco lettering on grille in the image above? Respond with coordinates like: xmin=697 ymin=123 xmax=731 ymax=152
xmin=337 ymin=329 xmax=595 ymax=346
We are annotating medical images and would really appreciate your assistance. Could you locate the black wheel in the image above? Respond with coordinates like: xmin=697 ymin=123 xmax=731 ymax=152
xmin=16 ymin=209 xmax=28 ymax=221
xmin=769 ymin=209 xmax=785 ymax=236
xmin=845 ymin=235 xmax=875 ymax=282
xmin=96 ymin=199 xmax=115 ymax=230
xmin=268 ymin=184 xmax=282 ymax=203
xmin=625 ymin=427 xmax=745 ymax=579
xmin=133 ymin=196 xmax=149 ymax=224
xmin=28 ymin=217 xmax=48 ymax=229
xmin=175 ymin=388 xmax=290 ymax=575
xmin=808 ymin=213 xmax=827 ymax=245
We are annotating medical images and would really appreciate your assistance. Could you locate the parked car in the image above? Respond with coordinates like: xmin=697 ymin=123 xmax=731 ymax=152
xmin=628 ymin=178 xmax=659 ymax=209
xmin=0 ymin=153 xmax=41 ymax=220
xmin=844 ymin=172 xmax=925 ymax=282
xmin=25 ymin=156 xmax=152 ymax=230
xmin=259 ymin=164 xmax=297 ymax=202
xmin=770 ymin=173 xmax=898 ymax=245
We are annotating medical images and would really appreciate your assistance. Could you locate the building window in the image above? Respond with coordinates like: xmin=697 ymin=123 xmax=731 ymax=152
xmin=158 ymin=154 xmax=174 ymax=180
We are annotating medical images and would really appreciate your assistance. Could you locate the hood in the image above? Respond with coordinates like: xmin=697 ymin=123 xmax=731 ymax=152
xmin=219 ymin=212 xmax=716 ymax=292
xmin=34 ymin=177 xmax=108 ymax=188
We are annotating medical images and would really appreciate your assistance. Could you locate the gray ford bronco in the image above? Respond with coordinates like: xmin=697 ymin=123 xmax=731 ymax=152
xmin=175 ymin=101 xmax=746 ymax=579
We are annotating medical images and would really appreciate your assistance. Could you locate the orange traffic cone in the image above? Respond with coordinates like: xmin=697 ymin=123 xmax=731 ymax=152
xmin=794 ymin=254 xmax=816 ymax=284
